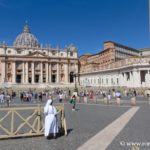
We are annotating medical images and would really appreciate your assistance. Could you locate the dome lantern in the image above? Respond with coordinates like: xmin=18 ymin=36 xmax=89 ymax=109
xmin=23 ymin=23 xmax=30 ymax=33
xmin=13 ymin=23 xmax=40 ymax=48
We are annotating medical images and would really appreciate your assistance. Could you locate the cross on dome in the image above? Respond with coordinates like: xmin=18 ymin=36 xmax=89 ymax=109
xmin=23 ymin=21 xmax=30 ymax=33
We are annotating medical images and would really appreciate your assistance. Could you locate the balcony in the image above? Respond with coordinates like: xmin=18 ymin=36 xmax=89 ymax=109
xmin=35 ymin=67 xmax=40 ymax=71
xmin=16 ymin=67 xmax=22 ymax=70
xmin=52 ymin=67 xmax=57 ymax=70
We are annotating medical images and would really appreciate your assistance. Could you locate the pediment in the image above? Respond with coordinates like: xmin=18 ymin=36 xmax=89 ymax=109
xmin=26 ymin=51 xmax=47 ymax=57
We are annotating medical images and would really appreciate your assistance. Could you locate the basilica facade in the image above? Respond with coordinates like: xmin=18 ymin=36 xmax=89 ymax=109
xmin=0 ymin=24 xmax=78 ymax=88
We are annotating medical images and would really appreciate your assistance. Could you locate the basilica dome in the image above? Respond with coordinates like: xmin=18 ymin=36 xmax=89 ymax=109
xmin=13 ymin=24 xmax=40 ymax=48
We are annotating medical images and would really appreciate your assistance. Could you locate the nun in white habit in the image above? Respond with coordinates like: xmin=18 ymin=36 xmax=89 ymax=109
xmin=44 ymin=97 xmax=58 ymax=139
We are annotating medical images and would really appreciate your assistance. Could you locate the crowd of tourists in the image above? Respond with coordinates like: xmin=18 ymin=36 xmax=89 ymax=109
xmin=0 ymin=87 xmax=150 ymax=106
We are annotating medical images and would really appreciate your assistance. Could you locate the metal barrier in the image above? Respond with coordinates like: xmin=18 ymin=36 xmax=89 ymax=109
xmin=0 ymin=104 xmax=67 ymax=139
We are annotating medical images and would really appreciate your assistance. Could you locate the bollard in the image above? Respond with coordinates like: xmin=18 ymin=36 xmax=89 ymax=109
xmin=104 ymin=97 xmax=107 ymax=104
xmin=93 ymin=96 xmax=96 ymax=103
xmin=83 ymin=96 xmax=87 ymax=103
xmin=77 ymin=96 xmax=80 ymax=103
xmin=116 ymin=97 xmax=121 ymax=105
xmin=131 ymin=97 xmax=136 ymax=106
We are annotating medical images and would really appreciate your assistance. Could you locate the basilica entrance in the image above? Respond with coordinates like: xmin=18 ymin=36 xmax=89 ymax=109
xmin=140 ymin=70 xmax=146 ymax=84
xmin=35 ymin=75 xmax=40 ymax=83
xmin=16 ymin=75 xmax=21 ymax=83
xmin=70 ymin=72 xmax=74 ymax=83
xmin=28 ymin=77 xmax=32 ymax=83
xmin=52 ymin=75 xmax=56 ymax=83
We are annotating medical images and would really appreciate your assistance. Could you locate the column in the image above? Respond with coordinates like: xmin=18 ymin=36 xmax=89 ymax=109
xmin=12 ymin=62 xmax=16 ymax=83
xmin=26 ymin=62 xmax=28 ymax=83
xmin=32 ymin=62 xmax=34 ymax=84
xmin=1 ymin=59 xmax=7 ymax=82
xmin=123 ymin=73 xmax=127 ymax=87
xmin=75 ymin=64 xmax=78 ymax=84
xmin=22 ymin=62 xmax=25 ymax=83
xmin=145 ymin=70 xmax=150 ymax=86
xmin=1 ymin=62 xmax=5 ymax=82
xmin=65 ymin=64 xmax=68 ymax=83
xmin=130 ymin=71 xmax=133 ymax=87
xmin=122 ymin=73 xmax=126 ymax=87
xmin=46 ymin=63 xmax=48 ymax=83
xmin=57 ymin=63 xmax=59 ymax=83
xmin=68 ymin=63 xmax=70 ymax=83
xmin=49 ymin=63 xmax=51 ymax=83
xmin=40 ymin=62 xmax=43 ymax=83
xmin=132 ymin=69 xmax=141 ymax=87
xmin=118 ymin=72 xmax=122 ymax=87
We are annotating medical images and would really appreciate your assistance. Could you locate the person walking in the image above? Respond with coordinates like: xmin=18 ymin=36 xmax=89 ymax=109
xmin=38 ymin=92 xmax=42 ymax=102
xmin=44 ymin=96 xmax=58 ymax=139
xmin=0 ymin=92 xmax=4 ymax=104
xmin=59 ymin=92 xmax=63 ymax=103
xmin=5 ymin=93 xmax=11 ymax=107
xmin=107 ymin=91 xmax=111 ymax=104
xmin=70 ymin=95 xmax=76 ymax=111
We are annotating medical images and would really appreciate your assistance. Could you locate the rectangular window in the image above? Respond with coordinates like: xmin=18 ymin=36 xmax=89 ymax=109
xmin=43 ymin=63 xmax=46 ymax=69
xmin=70 ymin=52 xmax=73 ymax=56
xmin=117 ymin=78 xmax=119 ymax=85
xmin=106 ymin=78 xmax=108 ymax=84
xmin=111 ymin=78 xmax=113 ymax=84
xmin=17 ymin=51 xmax=21 ymax=54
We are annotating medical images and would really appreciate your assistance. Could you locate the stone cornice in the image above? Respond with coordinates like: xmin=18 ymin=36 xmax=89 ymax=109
xmin=79 ymin=64 xmax=150 ymax=75
xmin=0 ymin=55 xmax=78 ymax=60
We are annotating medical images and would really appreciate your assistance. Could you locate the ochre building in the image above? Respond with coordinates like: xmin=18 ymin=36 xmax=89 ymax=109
xmin=79 ymin=41 xmax=150 ymax=88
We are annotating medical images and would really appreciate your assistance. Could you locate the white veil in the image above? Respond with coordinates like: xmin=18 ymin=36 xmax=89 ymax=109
xmin=44 ymin=99 xmax=52 ymax=115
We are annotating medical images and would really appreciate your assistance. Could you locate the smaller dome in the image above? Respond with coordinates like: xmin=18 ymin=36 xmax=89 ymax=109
xmin=13 ymin=23 xmax=40 ymax=48
xmin=68 ymin=44 xmax=77 ymax=52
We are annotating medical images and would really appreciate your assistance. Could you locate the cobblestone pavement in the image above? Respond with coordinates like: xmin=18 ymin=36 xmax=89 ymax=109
xmin=0 ymin=95 xmax=149 ymax=150
xmin=0 ymin=103 xmax=129 ymax=150
xmin=107 ymin=104 xmax=150 ymax=150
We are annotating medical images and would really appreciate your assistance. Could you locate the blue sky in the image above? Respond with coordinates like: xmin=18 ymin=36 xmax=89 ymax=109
xmin=0 ymin=0 xmax=149 ymax=55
